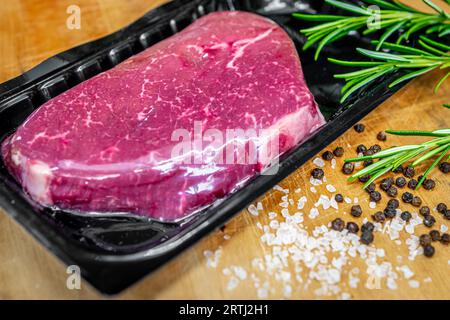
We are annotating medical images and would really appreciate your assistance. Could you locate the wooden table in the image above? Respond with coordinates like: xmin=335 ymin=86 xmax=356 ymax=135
xmin=0 ymin=0 xmax=449 ymax=299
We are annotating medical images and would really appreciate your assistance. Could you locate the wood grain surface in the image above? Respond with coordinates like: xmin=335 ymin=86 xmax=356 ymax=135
xmin=0 ymin=0 xmax=449 ymax=299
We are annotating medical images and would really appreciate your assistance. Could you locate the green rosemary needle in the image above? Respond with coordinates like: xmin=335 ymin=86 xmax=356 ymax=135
xmin=293 ymin=0 xmax=450 ymax=60
xmin=329 ymin=38 xmax=450 ymax=103
xmin=345 ymin=129 xmax=450 ymax=189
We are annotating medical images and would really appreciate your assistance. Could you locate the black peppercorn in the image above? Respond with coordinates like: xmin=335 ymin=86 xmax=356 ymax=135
xmin=331 ymin=218 xmax=345 ymax=232
xmin=387 ymin=199 xmax=399 ymax=209
xmin=384 ymin=207 xmax=397 ymax=219
xmin=335 ymin=194 xmax=344 ymax=203
xmin=419 ymin=206 xmax=430 ymax=217
xmin=354 ymin=123 xmax=365 ymax=133
xmin=422 ymin=179 xmax=436 ymax=190
xmin=387 ymin=186 xmax=398 ymax=198
xmin=322 ymin=151 xmax=334 ymax=161
xmin=423 ymin=215 xmax=436 ymax=228
xmin=400 ymin=211 xmax=412 ymax=222
xmin=370 ymin=191 xmax=382 ymax=202
xmin=423 ymin=244 xmax=435 ymax=258
xmin=333 ymin=147 xmax=344 ymax=157
xmin=408 ymin=179 xmax=418 ymax=190
xmin=365 ymin=183 xmax=376 ymax=193
xmin=437 ymin=203 xmax=447 ymax=213
xmin=361 ymin=222 xmax=375 ymax=233
xmin=372 ymin=211 xmax=386 ymax=223
xmin=441 ymin=233 xmax=450 ymax=245
xmin=393 ymin=165 xmax=404 ymax=174
xmin=346 ymin=222 xmax=359 ymax=234
xmin=439 ymin=162 xmax=450 ymax=174
xmin=377 ymin=131 xmax=387 ymax=141
xmin=311 ymin=168 xmax=324 ymax=180
xmin=363 ymin=149 xmax=374 ymax=157
xmin=412 ymin=196 xmax=422 ymax=207
xmin=403 ymin=166 xmax=415 ymax=178
xmin=363 ymin=159 xmax=374 ymax=167
xmin=356 ymin=144 xmax=367 ymax=154
xmin=429 ymin=230 xmax=441 ymax=242
xmin=351 ymin=205 xmax=363 ymax=218
xmin=402 ymin=192 xmax=413 ymax=203
xmin=358 ymin=174 xmax=370 ymax=183
xmin=443 ymin=210 xmax=450 ymax=220
xmin=380 ymin=177 xmax=393 ymax=191
xmin=342 ymin=163 xmax=354 ymax=175
xmin=420 ymin=234 xmax=432 ymax=247
xmin=395 ymin=177 xmax=407 ymax=188
xmin=360 ymin=231 xmax=374 ymax=245
xmin=369 ymin=144 xmax=382 ymax=154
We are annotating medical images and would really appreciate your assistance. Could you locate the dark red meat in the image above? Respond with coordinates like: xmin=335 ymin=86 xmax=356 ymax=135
xmin=1 ymin=11 xmax=325 ymax=221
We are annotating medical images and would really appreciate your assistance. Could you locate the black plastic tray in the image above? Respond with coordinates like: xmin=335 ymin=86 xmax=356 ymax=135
xmin=0 ymin=0 xmax=410 ymax=294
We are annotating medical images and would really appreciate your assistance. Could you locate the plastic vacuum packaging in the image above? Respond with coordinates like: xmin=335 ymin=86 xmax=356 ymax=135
xmin=1 ymin=11 xmax=325 ymax=221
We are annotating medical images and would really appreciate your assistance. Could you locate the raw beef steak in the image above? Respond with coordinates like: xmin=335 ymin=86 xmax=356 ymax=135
xmin=1 ymin=11 xmax=325 ymax=221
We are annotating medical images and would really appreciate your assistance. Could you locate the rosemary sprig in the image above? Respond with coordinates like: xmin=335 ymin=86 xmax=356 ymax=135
xmin=345 ymin=129 xmax=450 ymax=189
xmin=293 ymin=0 xmax=450 ymax=60
xmin=444 ymin=103 xmax=450 ymax=108
xmin=329 ymin=38 xmax=450 ymax=103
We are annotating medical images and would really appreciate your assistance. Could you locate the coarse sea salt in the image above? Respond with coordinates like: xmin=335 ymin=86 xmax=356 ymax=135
xmin=313 ymin=157 xmax=325 ymax=168
xmin=326 ymin=184 xmax=336 ymax=193
xmin=408 ymin=280 xmax=420 ymax=288
xmin=248 ymin=204 xmax=259 ymax=216
xmin=369 ymin=201 xmax=376 ymax=209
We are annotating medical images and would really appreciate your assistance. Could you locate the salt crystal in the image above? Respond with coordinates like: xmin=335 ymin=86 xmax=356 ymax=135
xmin=326 ymin=184 xmax=336 ymax=193
xmin=273 ymin=185 xmax=289 ymax=193
xmin=310 ymin=187 xmax=317 ymax=193
xmin=369 ymin=202 xmax=376 ymax=209
xmin=227 ymin=277 xmax=239 ymax=291
xmin=344 ymin=197 xmax=352 ymax=204
xmin=309 ymin=207 xmax=319 ymax=219
xmin=408 ymin=280 xmax=420 ymax=288
xmin=297 ymin=196 xmax=307 ymax=209
xmin=313 ymin=157 xmax=325 ymax=168
xmin=310 ymin=176 xmax=323 ymax=186
xmin=331 ymin=159 xmax=336 ymax=169
xmin=257 ymin=202 xmax=263 ymax=211
xmin=224 ymin=234 xmax=231 ymax=240
xmin=248 ymin=204 xmax=259 ymax=216
xmin=424 ymin=277 xmax=432 ymax=283
xmin=399 ymin=265 xmax=414 ymax=279
xmin=353 ymin=197 xmax=359 ymax=204
xmin=295 ymin=188 xmax=301 ymax=193
xmin=268 ymin=212 xmax=277 ymax=220
xmin=440 ymin=224 xmax=448 ymax=233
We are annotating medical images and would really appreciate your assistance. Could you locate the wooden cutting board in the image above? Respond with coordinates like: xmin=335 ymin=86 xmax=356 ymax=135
xmin=0 ymin=0 xmax=448 ymax=299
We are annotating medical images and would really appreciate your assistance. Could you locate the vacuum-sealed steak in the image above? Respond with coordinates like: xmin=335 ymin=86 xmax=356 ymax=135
xmin=1 ymin=11 xmax=325 ymax=221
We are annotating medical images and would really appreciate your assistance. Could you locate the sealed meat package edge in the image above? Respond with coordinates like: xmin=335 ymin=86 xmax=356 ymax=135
xmin=1 ymin=11 xmax=325 ymax=222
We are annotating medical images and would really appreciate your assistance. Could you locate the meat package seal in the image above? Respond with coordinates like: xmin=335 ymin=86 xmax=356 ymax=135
xmin=0 ymin=0 xmax=411 ymax=294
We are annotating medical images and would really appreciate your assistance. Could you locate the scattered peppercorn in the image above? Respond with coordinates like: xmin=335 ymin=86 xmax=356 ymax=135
xmin=311 ymin=168 xmax=324 ymax=180
xmin=370 ymin=191 xmax=382 ymax=202
xmin=400 ymin=211 xmax=412 ymax=222
xmin=335 ymin=194 xmax=344 ymax=203
xmin=377 ymin=131 xmax=387 ymax=141
xmin=403 ymin=166 xmax=415 ymax=178
xmin=351 ymin=205 xmax=363 ymax=218
xmin=443 ymin=210 xmax=450 ymax=220
xmin=384 ymin=207 xmax=397 ymax=219
xmin=423 ymin=215 xmax=436 ymax=228
xmin=393 ymin=165 xmax=404 ymax=174
xmin=429 ymin=230 xmax=441 ymax=242
xmin=387 ymin=186 xmax=398 ymax=198
xmin=331 ymin=218 xmax=345 ymax=232
xmin=372 ymin=211 xmax=386 ymax=223
xmin=361 ymin=222 xmax=375 ymax=233
xmin=441 ymin=233 xmax=450 ymax=245
xmin=412 ymin=196 xmax=422 ymax=207
xmin=358 ymin=174 xmax=370 ymax=183
xmin=395 ymin=177 xmax=407 ymax=188
xmin=437 ymin=203 xmax=447 ymax=213
xmin=363 ymin=149 xmax=374 ymax=157
xmin=380 ymin=177 xmax=393 ymax=191
xmin=408 ymin=179 xmax=418 ymax=190
xmin=419 ymin=206 xmax=430 ymax=217
xmin=333 ymin=147 xmax=344 ymax=157
xmin=402 ymin=192 xmax=413 ymax=203
xmin=439 ymin=162 xmax=450 ymax=174
xmin=387 ymin=199 xmax=399 ymax=209
xmin=369 ymin=144 xmax=382 ymax=153
xmin=342 ymin=163 xmax=354 ymax=175
xmin=354 ymin=123 xmax=365 ymax=133
xmin=422 ymin=179 xmax=436 ymax=190
xmin=322 ymin=150 xmax=334 ymax=161
xmin=346 ymin=222 xmax=359 ymax=234
xmin=360 ymin=231 xmax=374 ymax=245
xmin=419 ymin=234 xmax=432 ymax=247
xmin=423 ymin=244 xmax=435 ymax=257
xmin=365 ymin=183 xmax=376 ymax=193
xmin=356 ymin=144 xmax=367 ymax=154
xmin=363 ymin=159 xmax=374 ymax=167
